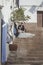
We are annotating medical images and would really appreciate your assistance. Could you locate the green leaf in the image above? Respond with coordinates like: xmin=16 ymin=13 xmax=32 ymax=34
xmin=10 ymin=8 xmax=30 ymax=22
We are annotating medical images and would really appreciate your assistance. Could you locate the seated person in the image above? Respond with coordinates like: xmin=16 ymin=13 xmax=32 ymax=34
xmin=18 ymin=22 xmax=26 ymax=33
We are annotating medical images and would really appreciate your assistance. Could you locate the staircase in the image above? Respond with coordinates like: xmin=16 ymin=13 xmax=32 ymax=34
xmin=6 ymin=30 xmax=43 ymax=65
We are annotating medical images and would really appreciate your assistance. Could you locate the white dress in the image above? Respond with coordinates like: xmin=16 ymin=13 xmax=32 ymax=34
xmin=18 ymin=32 xmax=35 ymax=38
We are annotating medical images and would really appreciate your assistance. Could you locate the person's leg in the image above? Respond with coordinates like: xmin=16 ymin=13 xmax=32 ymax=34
xmin=16 ymin=32 xmax=19 ymax=37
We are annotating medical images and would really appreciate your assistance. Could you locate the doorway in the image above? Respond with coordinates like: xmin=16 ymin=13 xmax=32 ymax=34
xmin=37 ymin=11 xmax=43 ymax=27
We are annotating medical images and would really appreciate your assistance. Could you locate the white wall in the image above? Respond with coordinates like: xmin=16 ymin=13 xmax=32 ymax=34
xmin=6 ymin=43 xmax=9 ymax=61
xmin=0 ymin=0 xmax=43 ymax=23
xmin=19 ymin=0 xmax=43 ymax=6
xmin=24 ymin=7 xmax=37 ymax=23
xmin=1 ymin=0 xmax=12 ymax=23
xmin=19 ymin=0 xmax=43 ymax=23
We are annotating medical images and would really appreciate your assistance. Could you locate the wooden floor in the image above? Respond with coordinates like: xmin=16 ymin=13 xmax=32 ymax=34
xmin=4 ymin=27 xmax=43 ymax=65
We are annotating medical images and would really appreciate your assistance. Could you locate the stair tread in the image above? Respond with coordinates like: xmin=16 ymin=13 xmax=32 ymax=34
xmin=7 ymin=60 xmax=43 ymax=64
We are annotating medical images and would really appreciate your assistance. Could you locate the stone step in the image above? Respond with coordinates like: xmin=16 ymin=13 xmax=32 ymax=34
xmin=7 ymin=60 xmax=43 ymax=64
xmin=12 ymin=41 xmax=43 ymax=47
xmin=27 ymin=54 xmax=43 ymax=57
xmin=10 ymin=50 xmax=43 ymax=52
xmin=8 ymin=57 xmax=43 ymax=61
xmin=7 ymin=53 xmax=43 ymax=62
xmin=8 ymin=52 xmax=43 ymax=58
xmin=9 ymin=51 xmax=43 ymax=55
xmin=9 ymin=54 xmax=43 ymax=58
xmin=7 ymin=57 xmax=43 ymax=61
xmin=6 ymin=63 xmax=31 ymax=65
xmin=9 ymin=52 xmax=43 ymax=55
xmin=8 ymin=55 xmax=43 ymax=58
xmin=6 ymin=62 xmax=42 ymax=65
xmin=30 ymin=51 xmax=43 ymax=53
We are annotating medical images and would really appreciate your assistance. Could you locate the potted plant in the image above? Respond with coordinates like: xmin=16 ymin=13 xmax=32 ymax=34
xmin=9 ymin=8 xmax=30 ymax=51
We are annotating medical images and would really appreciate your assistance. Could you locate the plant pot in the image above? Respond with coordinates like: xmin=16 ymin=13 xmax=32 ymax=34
xmin=9 ymin=44 xmax=18 ymax=51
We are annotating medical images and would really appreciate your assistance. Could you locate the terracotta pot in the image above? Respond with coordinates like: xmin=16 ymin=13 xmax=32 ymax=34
xmin=9 ymin=44 xmax=18 ymax=51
